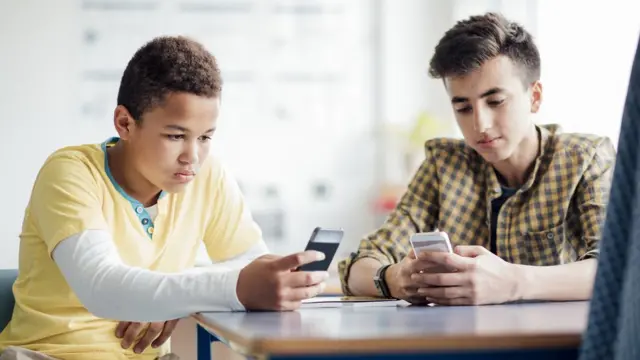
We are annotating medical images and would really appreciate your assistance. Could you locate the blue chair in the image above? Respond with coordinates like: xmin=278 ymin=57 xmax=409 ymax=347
xmin=0 ymin=269 xmax=17 ymax=332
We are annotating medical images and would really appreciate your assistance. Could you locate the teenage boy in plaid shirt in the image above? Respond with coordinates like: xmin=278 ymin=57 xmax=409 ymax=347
xmin=339 ymin=13 xmax=616 ymax=306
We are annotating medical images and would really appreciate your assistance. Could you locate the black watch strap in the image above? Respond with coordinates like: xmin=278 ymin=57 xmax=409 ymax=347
xmin=374 ymin=264 xmax=393 ymax=298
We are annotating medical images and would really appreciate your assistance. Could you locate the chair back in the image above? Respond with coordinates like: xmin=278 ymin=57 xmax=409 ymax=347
xmin=0 ymin=269 xmax=18 ymax=332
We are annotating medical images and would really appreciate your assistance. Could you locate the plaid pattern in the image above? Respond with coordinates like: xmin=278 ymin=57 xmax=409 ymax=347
xmin=339 ymin=124 xmax=616 ymax=295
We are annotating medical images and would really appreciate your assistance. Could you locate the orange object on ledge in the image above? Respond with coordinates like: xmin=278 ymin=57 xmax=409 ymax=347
xmin=373 ymin=184 xmax=406 ymax=213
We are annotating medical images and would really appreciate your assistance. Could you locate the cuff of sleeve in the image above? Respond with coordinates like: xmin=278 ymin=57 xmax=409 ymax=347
xmin=222 ymin=268 xmax=246 ymax=311
xmin=338 ymin=251 xmax=392 ymax=296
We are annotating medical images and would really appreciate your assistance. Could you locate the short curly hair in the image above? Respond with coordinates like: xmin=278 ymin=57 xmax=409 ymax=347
xmin=428 ymin=12 xmax=540 ymax=86
xmin=117 ymin=35 xmax=222 ymax=121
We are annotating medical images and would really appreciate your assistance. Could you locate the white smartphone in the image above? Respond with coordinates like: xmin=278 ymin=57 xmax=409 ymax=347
xmin=409 ymin=231 xmax=454 ymax=273
xmin=409 ymin=231 xmax=453 ymax=255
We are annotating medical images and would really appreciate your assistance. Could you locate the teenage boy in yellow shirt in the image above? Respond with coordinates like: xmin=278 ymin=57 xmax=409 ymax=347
xmin=0 ymin=36 xmax=327 ymax=360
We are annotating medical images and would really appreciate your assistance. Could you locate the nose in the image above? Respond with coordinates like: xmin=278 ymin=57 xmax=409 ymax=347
xmin=179 ymin=140 xmax=199 ymax=165
xmin=472 ymin=107 xmax=492 ymax=133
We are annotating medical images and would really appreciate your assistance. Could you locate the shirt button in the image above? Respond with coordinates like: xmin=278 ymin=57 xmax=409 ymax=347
xmin=141 ymin=218 xmax=149 ymax=225
xmin=147 ymin=227 xmax=154 ymax=235
xmin=547 ymin=232 xmax=554 ymax=240
xmin=135 ymin=206 xmax=143 ymax=214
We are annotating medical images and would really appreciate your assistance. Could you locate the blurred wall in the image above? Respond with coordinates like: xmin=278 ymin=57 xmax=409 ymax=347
xmin=0 ymin=0 xmax=456 ymax=269
xmin=536 ymin=0 xmax=640 ymax=147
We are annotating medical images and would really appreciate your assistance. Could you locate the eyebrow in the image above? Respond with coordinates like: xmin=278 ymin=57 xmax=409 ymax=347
xmin=451 ymin=87 xmax=505 ymax=104
xmin=164 ymin=125 xmax=216 ymax=133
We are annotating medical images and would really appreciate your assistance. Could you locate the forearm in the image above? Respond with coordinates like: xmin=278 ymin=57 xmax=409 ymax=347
xmin=340 ymin=215 xmax=420 ymax=296
xmin=347 ymin=258 xmax=385 ymax=297
xmin=53 ymin=230 xmax=245 ymax=322
xmin=514 ymin=259 xmax=598 ymax=301
xmin=340 ymin=191 xmax=435 ymax=296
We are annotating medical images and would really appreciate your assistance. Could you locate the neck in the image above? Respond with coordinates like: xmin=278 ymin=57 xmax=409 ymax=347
xmin=107 ymin=142 xmax=161 ymax=207
xmin=492 ymin=125 xmax=540 ymax=188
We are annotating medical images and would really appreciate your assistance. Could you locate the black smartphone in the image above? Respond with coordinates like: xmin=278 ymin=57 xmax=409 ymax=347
xmin=297 ymin=227 xmax=344 ymax=272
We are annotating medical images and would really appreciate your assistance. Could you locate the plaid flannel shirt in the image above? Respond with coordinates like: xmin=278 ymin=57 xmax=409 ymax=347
xmin=339 ymin=124 xmax=616 ymax=295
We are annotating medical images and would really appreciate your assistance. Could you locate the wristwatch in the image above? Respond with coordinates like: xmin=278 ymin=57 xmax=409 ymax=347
xmin=373 ymin=264 xmax=393 ymax=298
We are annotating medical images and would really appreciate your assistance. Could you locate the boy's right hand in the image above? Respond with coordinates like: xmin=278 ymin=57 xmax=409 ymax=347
xmin=386 ymin=250 xmax=444 ymax=305
xmin=236 ymin=251 xmax=329 ymax=311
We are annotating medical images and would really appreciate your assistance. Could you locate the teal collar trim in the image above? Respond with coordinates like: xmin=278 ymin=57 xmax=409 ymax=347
xmin=101 ymin=137 xmax=165 ymax=239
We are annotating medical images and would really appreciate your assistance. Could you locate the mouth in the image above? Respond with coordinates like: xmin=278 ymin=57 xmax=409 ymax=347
xmin=477 ymin=136 xmax=502 ymax=146
xmin=174 ymin=170 xmax=196 ymax=183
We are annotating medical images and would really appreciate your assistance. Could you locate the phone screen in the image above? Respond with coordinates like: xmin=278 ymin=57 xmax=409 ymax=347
xmin=297 ymin=227 xmax=343 ymax=272
xmin=410 ymin=232 xmax=453 ymax=254
xmin=409 ymin=232 xmax=454 ymax=273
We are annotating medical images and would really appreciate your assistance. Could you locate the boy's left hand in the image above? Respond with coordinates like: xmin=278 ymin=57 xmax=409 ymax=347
xmin=116 ymin=319 xmax=180 ymax=354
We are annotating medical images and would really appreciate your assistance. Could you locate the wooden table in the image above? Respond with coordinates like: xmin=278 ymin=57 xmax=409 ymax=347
xmin=194 ymin=300 xmax=589 ymax=360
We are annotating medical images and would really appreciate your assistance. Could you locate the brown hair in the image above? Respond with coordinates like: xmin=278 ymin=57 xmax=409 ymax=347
xmin=117 ymin=35 xmax=222 ymax=121
xmin=428 ymin=12 xmax=540 ymax=86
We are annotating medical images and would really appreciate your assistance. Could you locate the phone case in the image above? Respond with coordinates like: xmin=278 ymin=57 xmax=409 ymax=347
xmin=298 ymin=227 xmax=344 ymax=272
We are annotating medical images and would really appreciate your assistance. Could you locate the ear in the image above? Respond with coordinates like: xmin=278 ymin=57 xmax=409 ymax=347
xmin=530 ymin=81 xmax=543 ymax=113
xmin=113 ymin=105 xmax=137 ymax=140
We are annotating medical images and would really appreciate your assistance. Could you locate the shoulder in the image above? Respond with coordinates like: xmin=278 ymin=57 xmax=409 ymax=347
xmin=424 ymin=137 xmax=476 ymax=159
xmin=542 ymin=124 xmax=616 ymax=163
xmin=37 ymin=143 xmax=104 ymax=184
xmin=423 ymin=137 xmax=482 ymax=171
xmin=417 ymin=137 xmax=483 ymax=185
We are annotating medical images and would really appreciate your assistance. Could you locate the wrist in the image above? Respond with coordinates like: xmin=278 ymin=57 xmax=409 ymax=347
xmin=235 ymin=268 xmax=251 ymax=310
xmin=226 ymin=268 xmax=246 ymax=311
xmin=384 ymin=264 xmax=399 ymax=299
xmin=373 ymin=263 xmax=393 ymax=298
xmin=512 ymin=263 xmax=532 ymax=301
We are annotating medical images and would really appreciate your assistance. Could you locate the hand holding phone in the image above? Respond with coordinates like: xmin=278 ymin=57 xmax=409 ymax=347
xmin=236 ymin=250 xmax=329 ymax=311
xmin=297 ymin=227 xmax=344 ymax=272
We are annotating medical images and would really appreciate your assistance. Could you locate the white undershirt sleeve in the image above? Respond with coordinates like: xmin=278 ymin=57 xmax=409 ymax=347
xmin=52 ymin=229 xmax=263 ymax=322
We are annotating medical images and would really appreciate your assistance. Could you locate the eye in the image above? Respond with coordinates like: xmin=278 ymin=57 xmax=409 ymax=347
xmin=166 ymin=134 xmax=185 ymax=141
xmin=488 ymin=99 xmax=505 ymax=107
xmin=455 ymin=106 xmax=472 ymax=114
xmin=199 ymin=135 xmax=212 ymax=142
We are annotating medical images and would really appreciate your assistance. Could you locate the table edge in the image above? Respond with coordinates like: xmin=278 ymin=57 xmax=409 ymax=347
xmin=193 ymin=314 xmax=582 ymax=355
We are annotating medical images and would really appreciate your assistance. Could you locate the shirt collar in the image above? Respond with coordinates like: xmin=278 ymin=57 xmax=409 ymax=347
xmin=483 ymin=124 xmax=559 ymax=198
xmin=101 ymin=137 xmax=167 ymax=201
